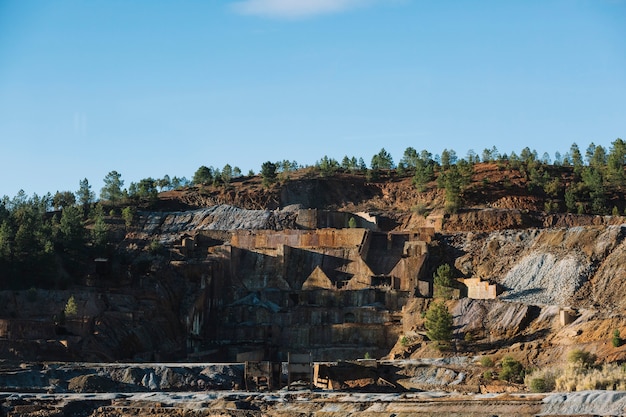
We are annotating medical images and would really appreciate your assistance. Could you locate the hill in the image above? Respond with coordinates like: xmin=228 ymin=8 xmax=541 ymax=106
xmin=1 ymin=161 xmax=626 ymax=396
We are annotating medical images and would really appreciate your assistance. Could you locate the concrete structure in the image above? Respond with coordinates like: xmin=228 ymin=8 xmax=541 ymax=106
xmin=287 ymin=352 xmax=313 ymax=389
xmin=460 ymin=277 xmax=499 ymax=300
xmin=294 ymin=209 xmax=379 ymax=230
xmin=244 ymin=361 xmax=279 ymax=391
xmin=184 ymin=228 xmax=432 ymax=361
xmin=181 ymin=237 xmax=195 ymax=257
xmin=559 ymin=309 xmax=579 ymax=326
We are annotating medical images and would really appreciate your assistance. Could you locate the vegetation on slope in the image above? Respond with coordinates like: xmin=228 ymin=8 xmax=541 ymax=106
xmin=1 ymin=139 xmax=626 ymax=290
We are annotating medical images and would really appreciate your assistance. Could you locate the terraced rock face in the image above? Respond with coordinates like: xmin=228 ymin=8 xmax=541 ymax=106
xmin=447 ymin=225 xmax=626 ymax=309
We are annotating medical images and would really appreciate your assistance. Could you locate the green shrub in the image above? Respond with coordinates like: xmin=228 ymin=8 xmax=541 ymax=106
xmin=529 ymin=377 xmax=548 ymax=392
xmin=568 ymin=349 xmax=596 ymax=368
xmin=499 ymin=356 xmax=524 ymax=383
xmin=483 ymin=370 xmax=493 ymax=380
xmin=412 ymin=203 xmax=429 ymax=217
xmin=480 ymin=356 xmax=494 ymax=367
xmin=148 ymin=239 xmax=163 ymax=255
xmin=64 ymin=295 xmax=78 ymax=317
xmin=612 ymin=329 xmax=622 ymax=348
xmin=525 ymin=368 xmax=558 ymax=393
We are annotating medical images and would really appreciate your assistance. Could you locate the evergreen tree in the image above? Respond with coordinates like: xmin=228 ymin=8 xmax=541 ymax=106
xmin=582 ymin=167 xmax=606 ymax=214
xmin=607 ymin=138 xmax=626 ymax=186
xmin=100 ymin=171 xmax=124 ymax=202
xmin=0 ymin=220 xmax=13 ymax=260
xmin=157 ymin=174 xmax=171 ymax=191
xmin=76 ymin=178 xmax=95 ymax=210
xmin=425 ymin=301 xmax=453 ymax=343
xmin=192 ymin=166 xmax=213 ymax=185
xmin=585 ymin=142 xmax=597 ymax=166
xmin=121 ymin=206 xmax=135 ymax=229
xmin=466 ymin=149 xmax=478 ymax=164
xmin=570 ymin=143 xmax=584 ymax=177
xmin=433 ymin=264 xmax=454 ymax=300
xmin=400 ymin=147 xmax=419 ymax=169
xmin=136 ymin=178 xmax=158 ymax=200
xmin=413 ymin=159 xmax=435 ymax=192
xmin=222 ymin=164 xmax=233 ymax=185
xmin=52 ymin=191 xmax=76 ymax=210
xmin=91 ymin=212 xmax=108 ymax=254
xmin=341 ymin=155 xmax=352 ymax=170
xmin=439 ymin=165 xmax=463 ymax=213
xmin=58 ymin=205 xmax=84 ymax=250
xmin=591 ymin=144 xmax=607 ymax=168
xmin=317 ymin=156 xmax=339 ymax=176
xmin=371 ymin=148 xmax=394 ymax=170
xmin=261 ymin=161 xmax=278 ymax=187
xmin=441 ymin=149 xmax=451 ymax=169
xmin=64 ymin=295 xmax=78 ymax=317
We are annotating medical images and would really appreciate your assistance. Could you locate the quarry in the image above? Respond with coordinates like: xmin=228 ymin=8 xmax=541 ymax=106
xmin=2 ymin=170 xmax=626 ymax=416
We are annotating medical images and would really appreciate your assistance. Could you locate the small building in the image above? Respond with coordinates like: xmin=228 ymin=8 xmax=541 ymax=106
xmin=459 ymin=277 xmax=499 ymax=300
xmin=559 ymin=308 xmax=579 ymax=326
xmin=181 ymin=236 xmax=195 ymax=257
xmin=287 ymin=352 xmax=313 ymax=389
xmin=94 ymin=258 xmax=111 ymax=277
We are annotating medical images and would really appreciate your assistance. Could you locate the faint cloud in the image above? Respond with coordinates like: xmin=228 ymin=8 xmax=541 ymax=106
xmin=73 ymin=112 xmax=87 ymax=136
xmin=231 ymin=0 xmax=380 ymax=19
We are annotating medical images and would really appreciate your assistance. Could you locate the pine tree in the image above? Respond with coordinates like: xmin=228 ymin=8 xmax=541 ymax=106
xmin=433 ymin=264 xmax=453 ymax=300
xmin=425 ymin=301 xmax=453 ymax=343
xmin=261 ymin=161 xmax=278 ymax=187
xmin=64 ymin=295 xmax=78 ymax=317
xmin=100 ymin=171 xmax=124 ymax=202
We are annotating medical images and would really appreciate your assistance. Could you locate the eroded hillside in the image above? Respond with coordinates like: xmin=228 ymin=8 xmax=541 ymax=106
xmin=2 ymin=165 xmax=626 ymax=380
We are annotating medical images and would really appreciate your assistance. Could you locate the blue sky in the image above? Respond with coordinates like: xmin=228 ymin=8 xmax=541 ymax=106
xmin=1 ymin=0 xmax=625 ymax=198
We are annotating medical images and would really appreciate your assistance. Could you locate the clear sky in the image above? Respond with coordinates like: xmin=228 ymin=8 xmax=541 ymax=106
xmin=1 ymin=0 xmax=625 ymax=198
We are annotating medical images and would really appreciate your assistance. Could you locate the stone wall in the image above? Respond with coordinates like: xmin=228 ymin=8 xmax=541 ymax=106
xmin=231 ymin=228 xmax=367 ymax=250
xmin=460 ymin=278 xmax=498 ymax=300
xmin=179 ymin=227 xmax=431 ymax=361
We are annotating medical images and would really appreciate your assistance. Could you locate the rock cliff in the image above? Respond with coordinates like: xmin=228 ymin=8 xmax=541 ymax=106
xmin=2 ymin=171 xmax=626 ymax=380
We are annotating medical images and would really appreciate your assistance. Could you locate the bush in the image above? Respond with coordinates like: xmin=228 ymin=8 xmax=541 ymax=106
xmin=524 ymin=367 xmax=559 ymax=393
xmin=612 ymin=329 xmax=622 ymax=348
xmin=148 ymin=240 xmax=163 ymax=255
xmin=529 ymin=377 xmax=548 ymax=392
xmin=555 ymin=363 xmax=626 ymax=391
xmin=499 ymin=356 xmax=524 ymax=383
xmin=480 ymin=356 xmax=494 ymax=367
xmin=568 ymin=349 xmax=596 ymax=368
xmin=412 ymin=203 xmax=429 ymax=217
xmin=483 ymin=370 xmax=493 ymax=380
xmin=64 ymin=295 xmax=78 ymax=317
